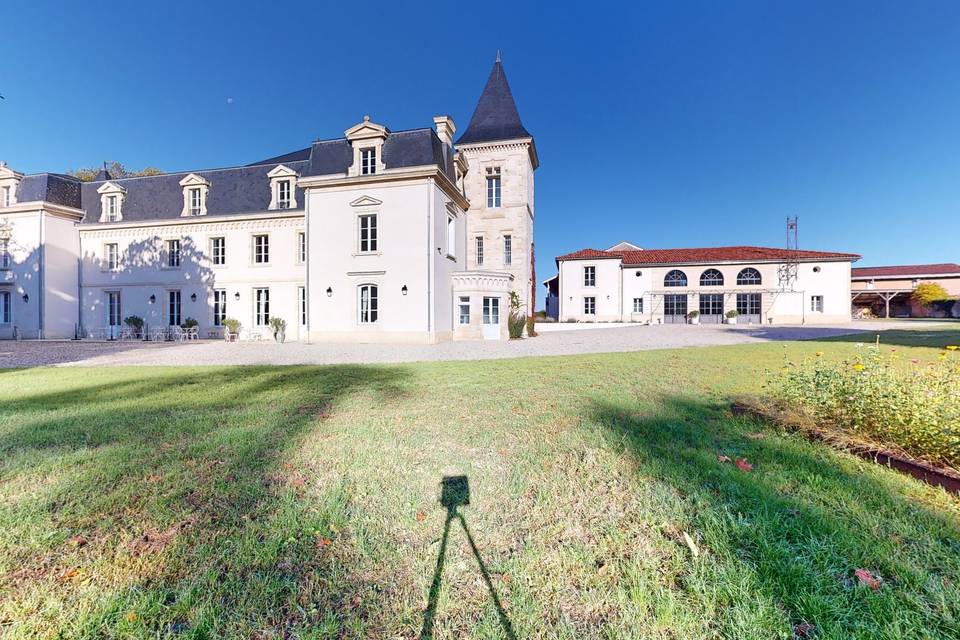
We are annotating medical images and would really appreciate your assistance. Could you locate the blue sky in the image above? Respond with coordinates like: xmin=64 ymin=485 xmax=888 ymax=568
xmin=2 ymin=1 xmax=959 ymax=285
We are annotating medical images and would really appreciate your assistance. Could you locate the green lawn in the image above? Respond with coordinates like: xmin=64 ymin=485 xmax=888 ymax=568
xmin=1 ymin=331 xmax=959 ymax=639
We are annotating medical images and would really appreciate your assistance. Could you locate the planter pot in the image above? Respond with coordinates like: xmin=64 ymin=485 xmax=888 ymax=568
xmin=689 ymin=318 xmax=700 ymax=325
xmin=727 ymin=317 xmax=738 ymax=325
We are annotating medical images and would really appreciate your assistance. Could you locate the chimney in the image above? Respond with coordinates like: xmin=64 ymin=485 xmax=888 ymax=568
xmin=433 ymin=115 xmax=456 ymax=147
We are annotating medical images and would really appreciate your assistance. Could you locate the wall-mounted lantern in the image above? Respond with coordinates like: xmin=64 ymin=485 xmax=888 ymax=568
xmin=190 ymin=293 xmax=197 ymax=302
xmin=149 ymin=294 xmax=156 ymax=304
xmin=401 ymin=285 xmax=408 ymax=296
xmin=326 ymin=287 xmax=333 ymax=297
xmin=22 ymin=293 xmax=29 ymax=303
xmin=234 ymin=291 xmax=241 ymax=301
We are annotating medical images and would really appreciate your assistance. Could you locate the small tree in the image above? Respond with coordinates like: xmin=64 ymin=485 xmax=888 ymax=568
xmin=223 ymin=318 xmax=242 ymax=338
xmin=181 ymin=317 xmax=198 ymax=329
xmin=268 ymin=317 xmax=287 ymax=343
xmin=507 ymin=291 xmax=526 ymax=339
xmin=912 ymin=282 xmax=949 ymax=307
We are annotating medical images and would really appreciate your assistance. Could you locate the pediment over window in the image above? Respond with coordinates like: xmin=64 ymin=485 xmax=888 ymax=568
xmin=345 ymin=116 xmax=389 ymax=142
xmin=349 ymin=195 xmax=383 ymax=207
xmin=179 ymin=173 xmax=210 ymax=188
xmin=96 ymin=181 xmax=126 ymax=195
xmin=267 ymin=164 xmax=298 ymax=179
xmin=179 ymin=174 xmax=210 ymax=216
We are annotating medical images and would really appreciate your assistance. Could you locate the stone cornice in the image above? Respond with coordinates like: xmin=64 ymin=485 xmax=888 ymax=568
xmin=79 ymin=213 xmax=304 ymax=239
xmin=456 ymin=138 xmax=539 ymax=170
xmin=0 ymin=201 xmax=85 ymax=220
xmin=298 ymin=166 xmax=470 ymax=210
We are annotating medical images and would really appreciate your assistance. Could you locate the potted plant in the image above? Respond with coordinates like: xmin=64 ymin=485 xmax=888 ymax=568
xmin=180 ymin=317 xmax=198 ymax=329
xmin=687 ymin=310 xmax=700 ymax=325
xmin=725 ymin=309 xmax=739 ymax=325
xmin=123 ymin=315 xmax=144 ymax=339
xmin=223 ymin=318 xmax=241 ymax=342
xmin=268 ymin=316 xmax=287 ymax=343
xmin=507 ymin=291 xmax=526 ymax=339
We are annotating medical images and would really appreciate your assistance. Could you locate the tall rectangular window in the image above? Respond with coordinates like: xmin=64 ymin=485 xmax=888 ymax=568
xmin=0 ymin=291 xmax=10 ymax=324
xmin=189 ymin=188 xmax=202 ymax=216
xmin=503 ymin=235 xmax=512 ymax=266
xmin=106 ymin=195 xmax=118 ymax=221
xmin=361 ymin=148 xmax=377 ymax=175
xmin=213 ymin=289 xmax=227 ymax=326
xmin=584 ymin=296 xmax=596 ymax=315
xmin=2 ymin=186 xmax=10 ymax=207
xmin=359 ymin=284 xmax=378 ymax=324
xmin=447 ymin=215 xmax=456 ymax=258
xmin=278 ymin=180 xmax=291 ymax=209
xmin=298 ymin=286 xmax=307 ymax=326
xmin=167 ymin=239 xmax=181 ymax=268
xmin=485 ymin=167 xmax=501 ymax=208
xmin=254 ymin=288 xmax=270 ymax=325
xmin=583 ymin=265 xmax=596 ymax=287
xmin=297 ymin=232 xmax=306 ymax=264
xmin=458 ymin=296 xmax=470 ymax=325
xmin=359 ymin=215 xmax=377 ymax=252
xmin=0 ymin=239 xmax=9 ymax=269
xmin=810 ymin=295 xmax=824 ymax=312
xmin=105 ymin=243 xmax=119 ymax=270
xmin=167 ymin=290 xmax=181 ymax=326
xmin=211 ymin=236 xmax=225 ymax=265
xmin=253 ymin=234 xmax=269 ymax=264
xmin=475 ymin=236 xmax=484 ymax=266
xmin=633 ymin=297 xmax=643 ymax=313
xmin=107 ymin=292 xmax=121 ymax=326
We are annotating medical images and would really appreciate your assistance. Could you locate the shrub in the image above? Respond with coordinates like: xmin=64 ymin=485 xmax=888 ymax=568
xmin=508 ymin=311 xmax=526 ymax=339
xmin=526 ymin=316 xmax=538 ymax=338
xmin=268 ymin=317 xmax=287 ymax=343
xmin=223 ymin=318 xmax=242 ymax=335
xmin=181 ymin=317 xmax=198 ymax=329
xmin=773 ymin=342 xmax=960 ymax=466
xmin=725 ymin=309 xmax=739 ymax=318
xmin=687 ymin=310 xmax=700 ymax=319
xmin=123 ymin=315 xmax=144 ymax=331
xmin=912 ymin=282 xmax=950 ymax=307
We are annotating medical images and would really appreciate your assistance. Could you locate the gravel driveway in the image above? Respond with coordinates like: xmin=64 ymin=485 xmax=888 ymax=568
xmin=1 ymin=321 xmax=943 ymax=368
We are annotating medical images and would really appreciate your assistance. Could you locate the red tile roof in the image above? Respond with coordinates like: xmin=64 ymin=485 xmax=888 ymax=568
xmin=556 ymin=246 xmax=860 ymax=265
xmin=851 ymin=263 xmax=960 ymax=279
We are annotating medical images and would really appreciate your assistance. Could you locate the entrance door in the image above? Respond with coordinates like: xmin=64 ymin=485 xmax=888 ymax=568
xmin=663 ymin=294 xmax=687 ymax=324
xmin=107 ymin=291 xmax=122 ymax=339
xmin=699 ymin=294 xmax=724 ymax=324
xmin=482 ymin=296 xmax=500 ymax=340
xmin=736 ymin=293 xmax=761 ymax=324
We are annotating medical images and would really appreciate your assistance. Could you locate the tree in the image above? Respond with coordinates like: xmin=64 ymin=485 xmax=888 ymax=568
xmin=911 ymin=282 xmax=949 ymax=307
xmin=68 ymin=161 xmax=163 ymax=182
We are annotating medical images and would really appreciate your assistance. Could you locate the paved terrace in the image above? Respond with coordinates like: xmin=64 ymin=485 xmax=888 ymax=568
xmin=0 ymin=320 xmax=950 ymax=368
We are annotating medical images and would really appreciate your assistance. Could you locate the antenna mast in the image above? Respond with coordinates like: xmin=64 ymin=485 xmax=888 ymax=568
xmin=778 ymin=216 xmax=799 ymax=290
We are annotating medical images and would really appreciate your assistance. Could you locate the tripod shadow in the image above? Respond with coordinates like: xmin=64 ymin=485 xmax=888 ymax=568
xmin=420 ymin=476 xmax=517 ymax=640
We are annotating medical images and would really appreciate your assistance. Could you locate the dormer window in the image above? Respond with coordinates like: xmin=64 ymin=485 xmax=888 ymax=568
xmin=97 ymin=181 xmax=127 ymax=222
xmin=267 ymin=165 xmax=298 ymax=210
xmin=486 ymin=167 xmax=501 ymax=208
xmin=2 ymin=186 xmax=10 ymax=207
xmin=361 ymin=148 xmax=377 ymax=175
xmin=178 ymin=174 xmax=210 ymax=217
xmin=0 ymin=164 xmax=24 ymax=208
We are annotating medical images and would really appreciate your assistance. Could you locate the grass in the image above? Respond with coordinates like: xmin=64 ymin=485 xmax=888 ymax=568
xmin=1 ymin=330 xmax=959 ymax=639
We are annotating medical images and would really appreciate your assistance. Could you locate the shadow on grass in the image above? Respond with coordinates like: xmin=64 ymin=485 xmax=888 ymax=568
xmin=588 ymin=395 xmax=960 ymax=637
xmin=420 ymin=476 xmax=517 ymax=640
xmin=0 ymin=365 xmax=412 ymax=637
xmin=816 ymin=327 xmax=960 ymax=349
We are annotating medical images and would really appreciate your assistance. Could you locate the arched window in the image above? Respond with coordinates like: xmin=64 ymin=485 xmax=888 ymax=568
xmin=700 ymin=269 xmax=724 ymax=286
xmin=358 ymin=284 xmax=378 ymax=324
xmin=737 ymin=268 xmax=762 ymax=285
xmin=664 ymin=270 xmax=687 ymax=287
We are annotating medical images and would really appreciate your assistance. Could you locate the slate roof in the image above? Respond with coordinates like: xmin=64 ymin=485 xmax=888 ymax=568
xmin=557 ymin=246 xmax=861 ymax=265
xmin=71 ymin=127 xmax=455 ymax=225
xmin=456 ymin=60 xmax=533 ymax=145
xmin=851 ymin=263 xmax=960 ymax=278
xmin=17 ymin=173 xmax=83 ymax=209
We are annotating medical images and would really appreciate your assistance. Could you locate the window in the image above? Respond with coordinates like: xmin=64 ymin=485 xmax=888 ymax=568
xmin=105 ymin=243 xmax=119 ymax=270
xmin=1 ymin=186 xmax=10 ymax=208
xmin=664 ymin=270 xmax=688 ymax=287
xmin=359 ymin=215 xmax=377 ymax=253
xmin=253 ymin=234 xmax=269 ymax=264
xmin=458 ymin=296 xmax=470 ymax=325
xmin=584 ymin=296 xmax=596 ymax=315
xmin=298 ymin=286 xmax=307 ymax=326
xmin=167 ymin=239 xmax=181 ymax=268
xmin=737 ymin=293 xmax=761 ymax=316
xmin=361 ymin=148 xmax=377 ymax=175
xmin=583 ymin=265 xmax=596 ymax=287
xmin=503 ymin=235 xmax=512 ymax=266
xmin=105 ymin=195 xmax=119 ymax=222
xmin=107 ymin=292 xmax=121 ymax=326
xmin=297 ymin=232 xmax=306 ymax=264
xmin=358 ymin=284 xmax=378 ymax=323
xmin=188 ymin=188 xmax=202 ymax=216
xmin=1 ymin=238 xmax=11 ymax=269
xmin=254 ymin=288 xmax=270 ymax=326
xmin=213 ymin=289 xmax=227 ymax=326
xmin=0 ymin=291 xmax=10 ymax=324
xmin=278 ymin=180 xmax=291 ymax=209
xmin=211 ymin=237 xmax=225 ymax=266
xmin=736 ymin=268 xmax=762 ymax=285
xmin=167 ymin=290 xmax=181 ymax=326
xmin=485 ymin=167 xmax=501 ymax=208
xmin=633 ymin=297 xmax=643 ymax=313
xmin=811 ymin=295 xmax=824 ymax=312
xmin=447 ymin=215 xmax=456 ymax=258
xmin=475 ymin=236 xmax=484 ymax=266
xmin=483 ymin=297 xmax=500 ymax=324
xmin=700 ymin=269 xmax=724 ymax=287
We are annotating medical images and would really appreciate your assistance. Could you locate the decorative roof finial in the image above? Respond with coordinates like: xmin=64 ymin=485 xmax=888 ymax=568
xmin=363 ymin=115 xmax=370 ymax=122
xmin=496 ymin=49 xmax=501 ymax=63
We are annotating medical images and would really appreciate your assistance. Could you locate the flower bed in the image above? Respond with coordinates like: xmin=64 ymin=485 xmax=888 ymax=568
xmin=772 ymin=342 xmax=960 ymax=468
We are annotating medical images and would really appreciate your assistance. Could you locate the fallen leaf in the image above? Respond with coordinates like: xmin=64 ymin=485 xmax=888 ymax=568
xmin=735 ymin=458 xmax=753 ymax=472
xmin=717 ymin=455 xmax=731 ymax=463
xmin=745 ymin=432 xmax=764 ymax=440
xmin=498 ymin=448 xmax=508 ymax=456
xmin=793 ymin=622 xmax=816 ymax=638
xmin=855 ymin=568 xmax=881 ymax=590
xmin=67 ymin=535 xmax=87 ymax=548
xmin=125 ymin=612 xmax=138 ymax=623
xmin=682 ymin=531 xmax=700 ymax=557
xmin=415 ymin=511 xmax=427 ymax=522
xmin=290 ymin=475 xmax=305 ymax=488
xmin=316 ymin=536 xmax=333 ymax=548
xmin=60 ymin=567 xmax=79 ymax=580
xmin=145 ymin=474 xmax=162 ymax=483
